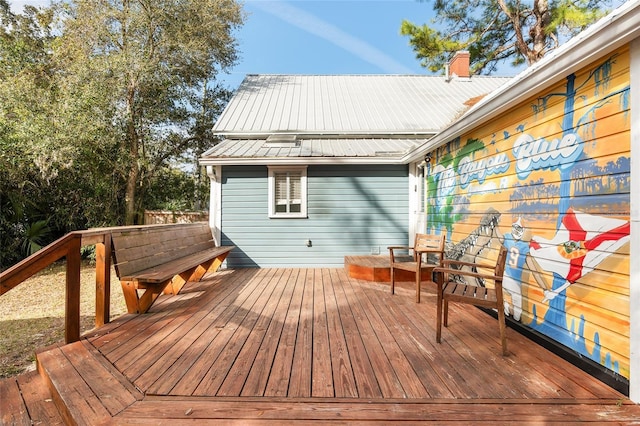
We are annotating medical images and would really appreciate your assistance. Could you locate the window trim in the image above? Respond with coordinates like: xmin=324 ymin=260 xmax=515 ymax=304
xmin=268 ymin=166 xmax=308 ymax=218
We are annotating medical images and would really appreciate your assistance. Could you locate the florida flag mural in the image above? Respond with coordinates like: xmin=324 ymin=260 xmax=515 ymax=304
xmin=529 ymin=208 xmax=631 ymax=301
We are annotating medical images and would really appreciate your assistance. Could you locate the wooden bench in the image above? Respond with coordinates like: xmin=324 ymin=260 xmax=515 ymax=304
xmin=111 ymin=223 xmax=233 ymax=314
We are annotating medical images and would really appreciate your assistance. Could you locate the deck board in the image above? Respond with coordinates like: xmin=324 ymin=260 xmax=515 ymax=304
xmin=22 ymin=267 xmax=640 ymax=423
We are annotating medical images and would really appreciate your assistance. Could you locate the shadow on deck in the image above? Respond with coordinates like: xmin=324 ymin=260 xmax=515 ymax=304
xmin=3 ymin=267 xmax=640 ymax=424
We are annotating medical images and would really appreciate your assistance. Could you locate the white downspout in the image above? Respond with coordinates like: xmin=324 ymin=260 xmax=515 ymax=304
xmin=628 ymin=37 xmax=639 ymax=404
xmin=206 ymin=165 xmax=222 ymax=247
xmin=409 ymin=161 xmax=426 ymax=245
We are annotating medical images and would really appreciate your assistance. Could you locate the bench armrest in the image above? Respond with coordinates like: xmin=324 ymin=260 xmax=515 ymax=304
xmin=387 ymin=245 xmax=413 ymax=250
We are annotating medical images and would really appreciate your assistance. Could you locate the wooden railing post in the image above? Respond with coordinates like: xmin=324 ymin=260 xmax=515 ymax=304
xmin=65 ymin=235 xmax=82 ymax=343
xmin=95 ymin=233 xmax=112 ymax=327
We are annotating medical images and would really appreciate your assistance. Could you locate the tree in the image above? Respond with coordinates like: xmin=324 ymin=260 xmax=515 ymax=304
xmin=53 ymin=0 xmax=244 ymax=224
xmin=1 ymin=0 xmax=243 ymax=268
xmin=401 ymin=0 xmax=615 ymax=75
xmin=1 ymin=1 xmax=61 ymax=268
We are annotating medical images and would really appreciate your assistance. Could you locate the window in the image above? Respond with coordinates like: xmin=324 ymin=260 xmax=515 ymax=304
xmin=268 ymin=166 xmax=307 ymax=218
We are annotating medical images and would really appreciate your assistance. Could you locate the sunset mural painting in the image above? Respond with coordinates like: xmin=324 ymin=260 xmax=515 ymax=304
xmin=426 ymin=48 xmax=631 ymax=379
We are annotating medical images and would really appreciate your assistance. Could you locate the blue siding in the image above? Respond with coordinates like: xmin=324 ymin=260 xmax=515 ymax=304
xmin=221 ymin=165 xmax=409 ymax=267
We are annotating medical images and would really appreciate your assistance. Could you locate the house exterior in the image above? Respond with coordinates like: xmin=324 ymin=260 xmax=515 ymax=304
xmin=200 ymin=72 xmax=510 ymax=267
xmin=401 ymin=0 xmax=639 ymax=402
xmin=201 ymin=0 xmax=639 ymax=402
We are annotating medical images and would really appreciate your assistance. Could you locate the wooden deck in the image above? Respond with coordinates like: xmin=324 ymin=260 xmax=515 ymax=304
xmin=4 ymin=267 xmax=640 ymax=424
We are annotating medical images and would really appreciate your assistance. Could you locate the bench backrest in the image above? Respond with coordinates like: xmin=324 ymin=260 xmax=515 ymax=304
xmin=111 ymin=223 xmax=215 ymax=278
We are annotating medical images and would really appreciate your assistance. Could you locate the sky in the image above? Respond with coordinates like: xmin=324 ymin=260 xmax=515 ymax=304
xmin=9 ymin=0 xmax=450 ymax=90
xmin=11 ymin=0 xmax=622 ymax=90
xmin=221 ymin=0 xmax=440 ymax=88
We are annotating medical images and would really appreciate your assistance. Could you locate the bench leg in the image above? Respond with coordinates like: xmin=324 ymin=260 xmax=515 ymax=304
xmin=138 ymin=282 xmax=169 ymax=314
xmin=206 ymin=252 xmax=230 ymax=277
xmin=120 ymin=281 xmax=140 ymax=314
xmin=121 ymin=280 xmax=170 ymax=314
xmin=164 ymin=267 xmax=197 ymax=295
xmin=165 ymin=252 xmax=231 ymax=295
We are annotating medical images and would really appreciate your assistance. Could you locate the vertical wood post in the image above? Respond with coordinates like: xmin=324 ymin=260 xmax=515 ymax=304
xmin=65 ymin=235 xmax=82 ymax=343
xmin=95 ymin=233 xmax=112 ymax=327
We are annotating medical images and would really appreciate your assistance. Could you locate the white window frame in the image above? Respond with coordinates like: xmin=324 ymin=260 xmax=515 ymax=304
xmin=268 ymin=166 xmax=308 ymax=218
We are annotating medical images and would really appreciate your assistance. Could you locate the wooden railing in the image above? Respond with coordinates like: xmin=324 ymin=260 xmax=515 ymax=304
xmin=0 ymin=224 xmax=192 ymax=344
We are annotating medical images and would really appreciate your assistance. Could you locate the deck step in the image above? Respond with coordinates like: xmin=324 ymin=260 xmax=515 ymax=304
xmin=344 ymin=255 xmax=431 ymax=282
xmin=36 ymin=340 xmax=143 ymax=425
xmin=0 ymin=370 xmax=65 ymax=425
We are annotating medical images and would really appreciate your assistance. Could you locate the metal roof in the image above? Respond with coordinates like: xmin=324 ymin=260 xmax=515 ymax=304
xmin=201 ymin=137 xmax=422 ymax=165
xmin=213 ymin=74 xmax=511 ymax=137
xmin=202 ymin=74 xmax=511 ymax=165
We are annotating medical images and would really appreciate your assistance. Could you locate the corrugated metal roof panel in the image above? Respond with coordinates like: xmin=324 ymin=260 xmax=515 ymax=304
xmin=213 ymin=75 xmax=511 ymax=136
xmin=202 ymin=138 xmax=420 ymax=162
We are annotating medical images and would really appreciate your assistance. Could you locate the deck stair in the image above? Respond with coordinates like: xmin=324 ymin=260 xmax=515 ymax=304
xmin=0 ymin=369 xmax=64 ymax=425
xmin=35 ymin=340 xmax=143 ymax=425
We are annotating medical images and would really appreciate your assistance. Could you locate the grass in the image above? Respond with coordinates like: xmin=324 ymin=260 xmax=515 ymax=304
xmin=0 ymin=261 xmax=127 ymax=378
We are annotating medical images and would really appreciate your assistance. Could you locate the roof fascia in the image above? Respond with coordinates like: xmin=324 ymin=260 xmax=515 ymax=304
xmin=215 ymin=131 xmax=438 ymax=139
xmin=403 ymin=0 xmax=640 ymax=164
xmin=199 ymin=156 xmax=407 ymax=167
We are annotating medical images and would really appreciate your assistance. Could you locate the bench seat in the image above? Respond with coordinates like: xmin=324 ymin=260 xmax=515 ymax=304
xmin=119 ymin=246 xmax=233 ymax=284
xmin=111 ymin=223 xmax=234 ymax=314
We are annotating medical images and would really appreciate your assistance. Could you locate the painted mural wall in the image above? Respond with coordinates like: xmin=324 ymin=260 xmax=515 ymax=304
xmin=426 ymin=47 xmax=631 ymax=378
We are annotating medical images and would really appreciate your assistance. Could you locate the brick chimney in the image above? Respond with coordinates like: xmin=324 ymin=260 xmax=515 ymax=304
xmin=448 ymin=51 xmax=470 ymax=79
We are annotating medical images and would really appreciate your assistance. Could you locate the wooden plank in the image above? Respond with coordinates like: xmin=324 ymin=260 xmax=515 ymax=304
xmin=264 ymin=269 xmax=308 ymax=397
xmin=379 ymin=283 xmax=483 ymax=399
xmin=114 ymin=281 xmax=222 ymax=375
xmin=110 ymin=224 xmax=210 ymax=251
xmin=65 ymin=236 xmax=82 ymax=343
xmin=345 ymin=255 xmax=428 ymax=283
xmin=115 ymin=247 xmax=232 ymax=314
xmin=324 ymin=269 xmax=358 ymax=398
xmin=412 ymin=299 xmax=519 ymax=398
xmin=16 ymin=370 xmax=65 ymax=425
xmin=111 ymin=224 xmax=218 ymax=278
xmin=165 ymin=268 xmax=277 ymax=395
xmin=113 ymin=397 xmax=640 ymax=423
xmin=133 ymin=269 xmax=255 ymax=391
xmin=95 ymin=236 xmax=112 ymax=327
xmin=59 ymin=341 xmax=139 ymax=416
xmin=192 ymin=269 xmax=284 ymax=396
xmin=22 ymin=267 xmax=638 ymax=425
xmin=311 ymin=269 xmax=333 ymax=397
xmin=37 ymin=346 xmax=112 ymax=425
xmin=287 ymin=269 xmax=315 ymax=397
xmin=118 ymin=247 xmax=232 ymax=283
xmin=344 ymin=272 xmax=429 ymax=398
xmin=97 ymin=301 xmax=180 ymax=358
xmin=451 ymin=303 xmax=615 ymax=399
xmin=142 ymin=269 xmax=263 ymax=394
xmin=131 ymin=270 xmax=243 ymax=378
xmin=240 ymin=269 xmax=301 ymax=397
xmin=111 ymin=293 xmax=205 ymax=370
xmin=216 ymin=269 xmax=292 ymax=396
xmin=437 ymin=304 xmax=557 ymax=398
xmin=354 ymin=273 xmax=455 ymax=398
xmin=329 ymin=269 xmax=383 ymax=398
xmin=338 ymin=270 xmax=407 ymax=398
xmin=0 ymin=376 xmax=30 ymax=425
xmin=115 ymin=241 xmax=213 ymax=277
